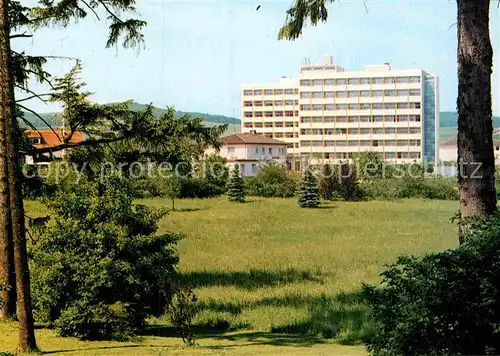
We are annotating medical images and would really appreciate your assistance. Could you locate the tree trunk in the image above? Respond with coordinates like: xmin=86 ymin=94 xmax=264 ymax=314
xmin=0 ymin=0 xmax=37 ymax=351
xmin=0 ymin=67 xmax=15 ymax=319
xmin=457 ymin=0 xmax=496 ymax=243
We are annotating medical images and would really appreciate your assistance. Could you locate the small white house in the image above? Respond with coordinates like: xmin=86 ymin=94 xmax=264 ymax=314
xmin=439 ymin=137 xmax=500 ymax=164
xmin=207 ymin=133 xmax=289 ymax=176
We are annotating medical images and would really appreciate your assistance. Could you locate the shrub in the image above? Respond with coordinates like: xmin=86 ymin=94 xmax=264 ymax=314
xmin=298 ymin=168 xmax=319 ymax=208
xmin=245 ymin=163 xmax=297 ymax=198
xmin=359 ymin=177 xmax=458 ymax=201
xmin=332 ymin=163 xmax=362 ymax=201
xmin=319 ymin=164 xmax=336 ymax=200
xmin=30 ymin=176 xmax=181 ymax=340
xmin=168 ymin=285 xmax=198 ymax=346
xmin=363 ymin=215 xmax=500 ymax=356
xmin=202 ymin=154 xmax=229 ymax=190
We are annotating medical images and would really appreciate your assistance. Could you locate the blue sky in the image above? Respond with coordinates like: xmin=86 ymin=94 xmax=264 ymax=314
xmin=17 ymin=0 xmax=500 ymax=117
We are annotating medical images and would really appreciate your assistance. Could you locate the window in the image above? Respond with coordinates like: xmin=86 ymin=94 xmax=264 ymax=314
xmin=228 ymin=147 xmax=235 ymax=154
xmin=325 ymin=91 xmax=335 ymax=98
xmin=336 ymin=91 xmax=346 ymax=98
xmin=397 ymin=76 xmax=409 ymax=84
xmin=243 ymin=123 xmax=253 ymax=128
xmin=384 ymin=103 xmax=397 ymax=109
xmin=313 ymin=104 xmax=323 ymax=111
xmin=373 ymin=115 xmax=384 ymax=122
xmin=254 ymin=122 xmax=263 ymax=127
xmin=301 ymin=105 xmax=312 ymax=111
xmin=285 ymin=100 xmax=294 ymax=105
xmin=301 ymin=92 xmax=312 ymax=98
xmin=336 ymin=104 xmax=347 ymax=111
xmin=397 ymin=103 xmax=409 ymax=109
xmin=312 ymin=117 xmax=322 ymax=123
xmin=384 ymin=77 xmax=396 ymax=84
xmin=361 ymin=90 xmax=370 ymax=97
xmin=313 ymin=92 xmax=323 ymax=98
xmin=396 ymin=128 xmax=409 ymax=134
xmin=372 ymin=77 xmax=384 ymax=84
xmin=348 ymin=78 xmax=360 ymax=85
xmin=275 ymin=100 xmax=283 ymax=106
xmin=285 ymin=89 xmax=295 ymax=95
xmin=261 ymin=147 xmax=265 ymax=153
xmin=274 ymin=89 xmax=283 ymax=95
xmin=397 ymin=89 xmax=409 ymax=96
xmin=300 ymin=80 xmax=311 ymax=86
xmin=254 ymin=90 xmax=262 ymax=95
xmin=252 ymin=164 xmax=257 ymax=173
xmin=301 ymin=117 xmax=311 ymax=123
xmin=348 ymin=104 xmax=360 ymax=110
xmin=384 ymin=90 xmax=396 ymax=96
xmin=325 ymin=79 xmax=335 ymax=86
xmin=244 ymin=112 xmax=253 ymax=118
xmin=241 ymin=164 xmax=245 ymax=174
xmin=275 ymin=111 xmax=283 ymax=117
xmin=264 ymin=89 xmax=273 ymax=95
xmin=274 ymin=132 xmax=283 ymax=138
xmin=409 ymin=76 xmax=421 ymax=83
xmin=410 ymin=128 xmax=420 ymax=134
xmin=268 ymin=147 xmax=272 ymax=154
xmin=254 ymin=112 xmax=263 ymax=118
xmin=243 ymin=90 xmax=253 ymax=96
xmin=409 ymin=89 xmax=421 ymax=96
xmin=255 ymin=147 xmax=259 ymax=154
xmin=254 ymin=101 xmax=263 ymax=107
xmin=397 ymin=140 xmax=409 ymax=146
xmin=264 ymin=100 xmax=273 ymax=106
xmin=264 ymin=112 xmax=273 ymax=118
xmin=275 ymin=122 xmax=284 ymax=128
xmin=360 ymin=78 xmax=370 ymax=85
xmin=360 ymin=128 xmax=371 ymax=135
xmin=285 ymin=111 xmax=294 ymax=117
xmin=360 ymin=116 xmax=370 ymax=123
xmin=372 ymin=103 xmax=383 ymax=110
xmin=349 ymin=128 xmax=360 ymax=134
xmin=324 ymin=116 xmax=334 ymax=123
xmin=385 ymin=128 xmax=395 ymax=134
xmin=325 ymin=104 xmax=335 ymax=111
xmin=348 ymin=116 xmax=359 ymax=123
xmin=348 ymin=91 xmax=359 ymax=98
xmin=373 ymin=90 xmax=383 ymax=97
xmin=360 ymin=103 xmax=370 ymax=110
xmin=313 ymin=79 xmax=323 ymax=86
xmin=410 ymin=102 xmax=421 ymax=109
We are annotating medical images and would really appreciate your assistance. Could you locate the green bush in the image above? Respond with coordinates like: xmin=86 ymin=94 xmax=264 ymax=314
xmin=360 ymin=177 xmax=458 ymax=201
xmin=245 ymin=164 xmax=297 ymax=198
xmin=31 ymin=176 xmax=181 ymax=340
xmin=298 ymin=168 xmax=320 ymax=208
xmin=332 ymin=163 xmax=362 ymax=201
xmin=363 ymin=215 xmax=500 ymax=356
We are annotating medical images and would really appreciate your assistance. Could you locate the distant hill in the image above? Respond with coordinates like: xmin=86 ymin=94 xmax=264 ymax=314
xmin=20 ymin=102 xmax=241 ymax=133
xmin=439 ymin=111 xmax=500 ymax=141
xmin=440 ymin=111 xmax=500 ymax=128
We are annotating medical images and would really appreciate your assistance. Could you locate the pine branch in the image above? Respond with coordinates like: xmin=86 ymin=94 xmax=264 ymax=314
xmin=16 ymin=103 xmax=61 ymax=140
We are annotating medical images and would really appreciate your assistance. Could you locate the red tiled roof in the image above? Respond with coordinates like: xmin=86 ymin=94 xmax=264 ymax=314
xmin=221 ymin=133 xmax=288 ymax=145
xmin=27 ymin=129 xmax=85 ymax=149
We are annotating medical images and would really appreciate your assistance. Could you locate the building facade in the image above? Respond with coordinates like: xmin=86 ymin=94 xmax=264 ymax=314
xmin=241 ymin=56 xmax=440 ymax=166
xmin=205 ymin=133 xmax=288 ymax=177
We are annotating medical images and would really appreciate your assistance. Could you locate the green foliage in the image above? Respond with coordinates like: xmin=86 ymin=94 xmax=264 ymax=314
xmin=319 ymin=164 xmax=335 ymax=200
xmin=363 ymin=214 xmax=500 ymax=356
xmin=163 ymin=176 xmax=182 ymax=211
xmin=30 ymin=176 xmax=181 ymax=340
xmin=168 ymin=285 xmax=198 ymax=346
xmin=227 ymin=165 xmax=245 ymax=203
xmin=202 ymin=154 xmax=229 ymax=190
xmin=244 ymin=163 xmax=298 ymax=198
xmin=331 ymin=163 xmax=361 ymax=201
xmin=298 ymin=168 xmax=319 ymax=208
xmin=354 ymin=152 xmax=387 ymax=181
xmin=359 ymin=177 xmax=458 ymax=201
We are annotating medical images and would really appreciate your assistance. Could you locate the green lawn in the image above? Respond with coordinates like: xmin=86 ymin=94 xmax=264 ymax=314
xmin=2 ymin=197 xmax=458 ymax=355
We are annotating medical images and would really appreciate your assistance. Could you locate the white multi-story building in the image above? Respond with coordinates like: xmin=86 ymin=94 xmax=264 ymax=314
xmin=241 ymin=56 xmax=440 ymax=167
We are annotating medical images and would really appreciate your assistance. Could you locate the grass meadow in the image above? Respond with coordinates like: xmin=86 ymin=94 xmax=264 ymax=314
xmin=1 ymin=197 xmax=458 ymax=355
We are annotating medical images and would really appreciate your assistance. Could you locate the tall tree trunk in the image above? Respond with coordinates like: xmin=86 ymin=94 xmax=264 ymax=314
xmin=0 ymin=0 xmax=37 ymax=351
xmin=0 ymin=70 xmax=15 ymax=319
xmin=457 ymin=0 xmax=496 ymax=243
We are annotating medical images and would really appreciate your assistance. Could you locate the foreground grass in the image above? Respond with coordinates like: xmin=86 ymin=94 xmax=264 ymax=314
xmin=7 ymin=197 xmax=458 ymax=355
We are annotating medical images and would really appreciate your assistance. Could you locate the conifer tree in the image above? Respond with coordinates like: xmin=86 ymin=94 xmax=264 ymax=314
xmin=227 ymin=165 xmax=245 ymax=203
xmin=298 ymin=168 xmax=319 ymax=208
xmin=319 ymin=164 xmax=335 ymax=201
